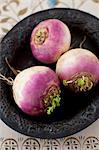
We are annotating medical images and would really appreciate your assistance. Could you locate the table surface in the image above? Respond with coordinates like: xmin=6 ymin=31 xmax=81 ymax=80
xmin=0 ymin=0 xmax=99 ymax=150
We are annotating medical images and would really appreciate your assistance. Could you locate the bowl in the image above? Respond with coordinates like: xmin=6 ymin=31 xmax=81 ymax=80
xmin=0 ymin=8 xmax=99 ymax=139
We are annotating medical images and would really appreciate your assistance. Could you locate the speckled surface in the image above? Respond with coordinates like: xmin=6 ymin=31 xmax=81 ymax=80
xmin=0 ymin=8 xmax=99 ymax=139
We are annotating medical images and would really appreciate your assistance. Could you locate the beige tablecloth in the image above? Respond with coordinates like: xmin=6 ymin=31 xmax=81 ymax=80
xmin=0 ymin=0 xmax=99 ymax=150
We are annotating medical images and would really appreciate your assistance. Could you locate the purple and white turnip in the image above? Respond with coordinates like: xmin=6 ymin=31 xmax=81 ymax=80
xmin=0 ymin=66 xmax=61 ymax=116
xmin=30 ymin=19 xmax=71 ymax=64
xmin=56 ymin=48 xmax=99 ymax=92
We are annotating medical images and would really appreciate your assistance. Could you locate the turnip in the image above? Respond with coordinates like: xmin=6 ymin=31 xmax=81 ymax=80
xmin=30 ymin=19 xmax=71 ymax=64
xmin=0 ymin=66 xmax=61 ymax=116
xmin=56 ymin=48 xmax=99 ymax=92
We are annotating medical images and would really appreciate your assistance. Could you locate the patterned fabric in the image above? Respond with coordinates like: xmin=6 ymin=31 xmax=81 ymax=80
xmin=0 ymin=0 xmax=99 ymax=38
xmin=0 ymin=119 xmax=99 ymax=150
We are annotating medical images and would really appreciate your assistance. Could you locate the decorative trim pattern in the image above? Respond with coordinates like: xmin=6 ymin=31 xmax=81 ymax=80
xmin=0 ymin=136 xmax=99 ymax=150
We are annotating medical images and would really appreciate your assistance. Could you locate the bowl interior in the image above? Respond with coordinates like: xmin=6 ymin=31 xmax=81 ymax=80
xmin=7 ymin=26 xmax=99 ymax=122
xmin=0 ymin=8 xmax=99 ymax=138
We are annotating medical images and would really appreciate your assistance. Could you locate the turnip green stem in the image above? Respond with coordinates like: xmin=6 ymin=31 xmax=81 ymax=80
xmin=47 ymin=94 xmax=61 ymax=115
xmin=63 ymin=75 xmax=94 ymax=92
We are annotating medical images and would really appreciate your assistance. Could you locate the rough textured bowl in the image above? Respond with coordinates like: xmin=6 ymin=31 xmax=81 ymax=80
xmin=0 ymin=8 xmax=99 ymax=139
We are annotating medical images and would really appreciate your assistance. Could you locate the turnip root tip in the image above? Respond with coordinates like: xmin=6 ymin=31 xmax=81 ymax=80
xmin=79 ymin=36 xmax=86 ymax=48
xmin=0 ymin=73 xmax=13 ymax=85
xmin=5 ymin=57 xmax=20 ymax=75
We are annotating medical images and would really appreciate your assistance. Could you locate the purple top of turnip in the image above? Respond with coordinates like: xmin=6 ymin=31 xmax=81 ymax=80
xmin=56 ymin=48 xmax=99 ymax=92
xmin=30 ymin=19 xmax=71 ymax=64
xmin=13 ymin=66 xmax=61 ymax=116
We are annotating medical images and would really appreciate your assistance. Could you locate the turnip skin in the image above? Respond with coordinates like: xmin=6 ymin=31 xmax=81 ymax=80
xmin=56 ymin=48 xmax=99 ymax=92
xmin=13 ymin=66 xmax=61 ymax=116
xmin=30 ymin=19 xmax=71 ymax=64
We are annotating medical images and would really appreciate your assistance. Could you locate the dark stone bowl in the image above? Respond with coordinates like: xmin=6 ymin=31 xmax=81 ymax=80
xmin=0 ymin=8 xmax=99 ymax=139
